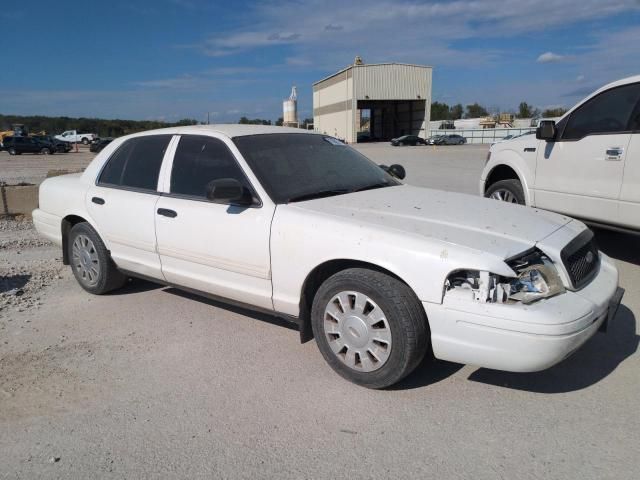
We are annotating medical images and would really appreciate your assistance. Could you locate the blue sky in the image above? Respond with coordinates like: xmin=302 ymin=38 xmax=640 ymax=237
xmin=1 ymin=0 xmax=639 ymax=122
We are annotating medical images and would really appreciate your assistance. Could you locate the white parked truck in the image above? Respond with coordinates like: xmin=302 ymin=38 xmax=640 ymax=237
xmin=55 ymin=130 xmax=97 ymax=145
xmin=33 ymin=125 xmax=623 ymax=388
xmin=481 ymin=75 xmax=640 ymax=232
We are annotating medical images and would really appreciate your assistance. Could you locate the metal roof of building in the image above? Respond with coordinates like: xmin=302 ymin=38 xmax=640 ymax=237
xmin=313 ymin=63 xmax=433 ymax=86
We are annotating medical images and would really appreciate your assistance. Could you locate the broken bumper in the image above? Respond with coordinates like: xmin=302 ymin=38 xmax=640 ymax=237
xmin=423 ymin=254 xmax=621 ymax=372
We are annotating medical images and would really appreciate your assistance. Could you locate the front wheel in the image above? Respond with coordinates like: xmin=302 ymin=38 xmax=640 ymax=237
xmin=311 ymin=268 xmax=429 ymax=389
xmin=81 ymin=138 xmax=89 ymax=145
xmin=68 ymin=222 xmax=127 ymax=294
xmin=8 ymin=148 xmax=16 ymax=155
xmin=40 ymin=148 xmax=50 ymax=155
xmin=485 ymin=179 xmax=525 ymax=205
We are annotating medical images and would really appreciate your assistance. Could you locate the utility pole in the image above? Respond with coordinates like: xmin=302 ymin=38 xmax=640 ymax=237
xmin=207 ymin=112 xmax=210 ymax=125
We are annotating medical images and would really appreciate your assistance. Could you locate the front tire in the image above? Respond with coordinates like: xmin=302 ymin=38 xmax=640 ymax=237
xmin=311 ymin=268 xmax=429 ymax=389
xmin=68 ymin=222 xmax=127 ymax=294
xmin=8 ymin=148 xmax=16 ymax=155
xmin=485 ymin=179 xmax=525 ymax=205
xmin=40 ymin=148 xmax=50 ymax=155
xmin=81 ymin=138 xmax=89 ymax=145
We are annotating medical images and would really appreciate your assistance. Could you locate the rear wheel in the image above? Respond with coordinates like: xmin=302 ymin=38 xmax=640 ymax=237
xmin=82 ymin=138 xmax=89 ymax=145
xmin=485 ymin=179 xmax=525 ymax=205
xmin=40 ymin=148 xmax=50 ymax=155
xmin=8 ymin=148 xmax=16 ymax=155
xmin=311 ymin=268 xmax=429 ymax=389
xmin=68 ymin=222 xmax=127 ymax=294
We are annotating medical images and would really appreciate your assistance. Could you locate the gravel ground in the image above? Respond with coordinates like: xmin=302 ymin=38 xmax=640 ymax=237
xmin=0 ymin=143 xmax=638 ymax=479
xmin=0 ymin=147 xmax=95 ymax=185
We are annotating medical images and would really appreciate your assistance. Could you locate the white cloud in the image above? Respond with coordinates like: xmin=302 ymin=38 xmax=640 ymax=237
xmin=576 ymin=74 xmax=585 ymax=82
xmin=537 ymin=52 xmax=565 ymax=63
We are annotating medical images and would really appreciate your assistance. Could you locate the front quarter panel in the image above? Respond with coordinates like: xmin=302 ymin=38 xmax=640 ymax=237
xmin=481 ymin=141 xmax=539 ymax=205
xmin=270 ymin=204 xmax=515 ymax=317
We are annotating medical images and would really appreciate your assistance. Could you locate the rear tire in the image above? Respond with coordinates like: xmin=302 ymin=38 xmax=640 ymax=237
xmin=40 ymin=148 xmax=50 ymax=155
xmin=82 ymin=138 xmax=89 ymax=145
xmin=485 ymin=179 xmax=525 ymax=205
xmin=68 ymin=222 xmax=127 ymax=294
xmin=311 ymin=268 xmax=429 ymax=389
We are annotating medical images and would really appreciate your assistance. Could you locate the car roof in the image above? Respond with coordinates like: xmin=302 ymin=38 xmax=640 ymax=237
xmin=122 ymin=124 xmax=319 ymax=140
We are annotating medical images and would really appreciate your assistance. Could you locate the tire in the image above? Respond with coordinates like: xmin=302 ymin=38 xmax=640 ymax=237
xmin=40 ymin=148 xmax=50 ymax=155
xmin=311 ymin=268 xmax=429 ymax=389
xmin=81 ymin=138 xmax=89 ymax=145
xmin=485 ymin=179 xmax=525 ymax=205
xmin=8 ymin=148 xmax=16 ymax=155
xmin=68 ymin=222 xmax=127 ymax=294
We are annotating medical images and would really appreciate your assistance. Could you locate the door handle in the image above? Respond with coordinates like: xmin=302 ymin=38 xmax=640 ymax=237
xmin=157 ymin=208 xmax=177 ymax=218
xmin=606 ymin=147 xmax=623 ymax=160
xmin=91 ymin=196 xmax=105 ymax=205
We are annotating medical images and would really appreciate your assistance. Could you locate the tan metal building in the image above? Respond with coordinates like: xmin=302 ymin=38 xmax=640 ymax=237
xmin=313 ymin=62 xmax=432 ymax=143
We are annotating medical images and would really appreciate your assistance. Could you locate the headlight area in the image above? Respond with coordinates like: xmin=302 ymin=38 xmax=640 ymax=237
xmin=444 ymin=249 xmax=566 ymax=304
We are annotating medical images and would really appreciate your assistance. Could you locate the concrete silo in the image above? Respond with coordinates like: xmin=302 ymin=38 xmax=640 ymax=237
xmin=283 ymin=86 xmax=298 ymax=127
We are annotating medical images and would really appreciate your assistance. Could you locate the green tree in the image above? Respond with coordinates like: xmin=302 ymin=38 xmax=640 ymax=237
xmin=517 ymin=102 xmax=540 ymax=119
xmin=430 ymin=102 xmax=450 ymax=121
xmin=449 ymin=104 xmax=464 ymax=120
xmin=541 ymin=107 xmax=568 ymax=118
xmin=465 ymin=103 xmax=489 ymax=118
xmin=275 ymin=117 xmax=284 ymax=126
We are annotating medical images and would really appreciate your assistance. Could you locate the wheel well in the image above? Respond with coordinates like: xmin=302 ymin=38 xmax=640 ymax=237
xmin=61 ymin=215 xmax=87 ymax=265
xmin=297 ymin=259 xmax=409 ymax=343
xmin=485 ymin=165 xmax=520 ymax=191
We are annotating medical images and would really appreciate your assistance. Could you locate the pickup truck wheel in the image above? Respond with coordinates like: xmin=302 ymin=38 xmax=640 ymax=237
xmin=68 ymin=223 xmax=126 ymax=294
xmin=311 ymin=268 xmax=429 ymax=389
xmin=485 ymin=179 xmax=525 ymax=205
xmin=81 ymin=138 xmax=89 ymax=145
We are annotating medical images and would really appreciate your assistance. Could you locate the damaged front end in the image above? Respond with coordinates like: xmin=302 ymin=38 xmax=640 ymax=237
xmin=445 ymin=248 xmax=566 ymax=305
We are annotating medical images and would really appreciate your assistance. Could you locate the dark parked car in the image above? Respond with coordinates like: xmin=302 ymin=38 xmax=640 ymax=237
xmin=440 ymin=134 xmax=467 ymax=145
xmin=2 ymin=136 xmax=55 ymax=155
xmin=89 ymin=137 xmax=114 ymax=153
xmin=357 ymin=131 xmax=378 ymax=143
xmin=390 ymin=135 xmax=426 ymax=146
xmin=33 ymin=135 xmax=73 ymax=153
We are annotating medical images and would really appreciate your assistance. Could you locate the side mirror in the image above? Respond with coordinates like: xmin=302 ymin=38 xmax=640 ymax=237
xmin=536 ymin=120 xmax=557 ymax=141
xmin=388 ymin=164 xmax=406 ymax=180
xmin=206 ymin=178 xmax=252 ymax=205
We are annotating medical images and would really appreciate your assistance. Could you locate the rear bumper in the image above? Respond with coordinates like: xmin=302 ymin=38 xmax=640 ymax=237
xmin=424 ymin=254 xmax=620 ymax=372
xmin=32 ymin=208 xmax=62 ymax=246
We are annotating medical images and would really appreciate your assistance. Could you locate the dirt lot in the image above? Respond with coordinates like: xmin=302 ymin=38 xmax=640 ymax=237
xmin=1 ymin=144 xmax=638 ymax=479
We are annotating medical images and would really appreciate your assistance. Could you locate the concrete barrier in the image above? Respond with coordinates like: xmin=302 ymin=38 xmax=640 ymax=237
xmin=0 ymin=184 xmax=39 ymax=216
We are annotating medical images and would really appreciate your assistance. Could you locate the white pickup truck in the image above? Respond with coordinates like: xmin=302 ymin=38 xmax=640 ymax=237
xmin=481 ymin=75 xmax=640 ymax=232
xmin=33 ymin=125 xmax=623 ymax=388
xmin=55 ymin=130 xmax=97 ymax=145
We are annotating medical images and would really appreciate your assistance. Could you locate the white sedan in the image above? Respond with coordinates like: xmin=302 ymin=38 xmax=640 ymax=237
xmin=33 ymin=125 xmax=623 ymax=388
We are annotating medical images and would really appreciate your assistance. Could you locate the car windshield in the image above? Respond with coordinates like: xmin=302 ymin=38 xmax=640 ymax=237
xmin=233 ymin=133 xmax=400 ymax=204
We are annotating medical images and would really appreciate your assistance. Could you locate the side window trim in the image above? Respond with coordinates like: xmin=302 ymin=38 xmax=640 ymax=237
xmin=164 ymin=134 xmax=262 ymax=208
xmin=560 ymin=82 xmax=640 ymax=141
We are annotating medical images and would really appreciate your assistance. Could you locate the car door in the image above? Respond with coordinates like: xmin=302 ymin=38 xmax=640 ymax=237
xmin=155 ymin=134 xmax=275 ymax=310
xmin=86 ymin=134 xmax=175 ymax=279
xmin=619 ymin=98 xmax=640 ymax=229
xmin=533 ymin=83 xmax=640 ymax=223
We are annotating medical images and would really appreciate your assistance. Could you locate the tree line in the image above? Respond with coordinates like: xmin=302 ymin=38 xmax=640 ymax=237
xmin=430 ymin=102 xmax=567 ymax=121
xmin=0 ymin=114 xmax=199 ymax=137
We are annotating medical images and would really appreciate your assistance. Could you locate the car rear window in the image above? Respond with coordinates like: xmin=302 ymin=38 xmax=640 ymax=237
xmin=98 ymin=135 xmax=171 ymax=191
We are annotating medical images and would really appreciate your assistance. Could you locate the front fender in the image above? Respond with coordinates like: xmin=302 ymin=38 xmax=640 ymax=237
xmin=481 ymin=148 xmax=537 ymax=206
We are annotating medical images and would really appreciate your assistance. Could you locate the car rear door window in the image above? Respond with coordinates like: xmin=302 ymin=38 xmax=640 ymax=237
xmin=170 ymin=135 xmax=253 ymax=200
xmin=563 ymin=83 xmax=640 ymax=140
xmin=98 ymin=135 xmax=171 ymax=191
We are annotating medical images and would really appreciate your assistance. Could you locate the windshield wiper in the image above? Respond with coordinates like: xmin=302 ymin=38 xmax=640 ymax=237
xmin=287 ymin=189 xmax=351 ymax=203
xmin=352 ymin=181 xmax=392 ymax=192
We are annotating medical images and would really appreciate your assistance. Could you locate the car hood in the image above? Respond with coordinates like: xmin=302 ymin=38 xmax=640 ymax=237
xmin=293 ymin=185 xmax=573 ymax=259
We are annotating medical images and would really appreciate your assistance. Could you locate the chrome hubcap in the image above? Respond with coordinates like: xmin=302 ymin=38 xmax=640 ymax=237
xmin=490 ymin=188 xmax=518 ymax=203
xmin=72 ymin=234 xmax=100 ymax=286
xmin=324 ymin=291 xmax=392 ymax=372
